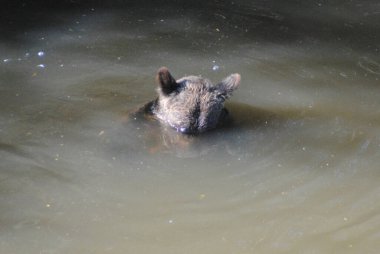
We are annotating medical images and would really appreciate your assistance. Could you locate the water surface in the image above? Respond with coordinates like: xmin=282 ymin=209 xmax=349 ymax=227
xmin=1 ymin=1 xmax=380 ymax=253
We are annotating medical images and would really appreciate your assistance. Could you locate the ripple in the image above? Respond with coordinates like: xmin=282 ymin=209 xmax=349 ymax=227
xmin=358 ymin=57 xmax=380 ymax=75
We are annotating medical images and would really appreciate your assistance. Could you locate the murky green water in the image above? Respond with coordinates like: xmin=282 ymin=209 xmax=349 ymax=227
xmin=1 ymin=1 xmax=380 ymax=253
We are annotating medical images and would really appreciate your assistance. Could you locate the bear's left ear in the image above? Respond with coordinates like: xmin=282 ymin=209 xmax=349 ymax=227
xmin=217 ymin=73 xmax=241 ymax=99
xmin=156 ymin=67 xmax=179 ymax=96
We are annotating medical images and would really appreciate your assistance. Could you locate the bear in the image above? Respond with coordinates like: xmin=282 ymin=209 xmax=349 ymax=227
xmin=140 ymin=67 xmax=241 ymax=134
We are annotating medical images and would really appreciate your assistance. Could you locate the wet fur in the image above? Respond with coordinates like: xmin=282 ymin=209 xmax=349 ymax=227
xmin=145 ymin=67 xmax=241 ymax=133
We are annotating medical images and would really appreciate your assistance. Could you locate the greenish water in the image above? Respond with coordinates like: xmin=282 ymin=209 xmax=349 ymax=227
xmin=1 ymin=1 xmax=380 ymax=253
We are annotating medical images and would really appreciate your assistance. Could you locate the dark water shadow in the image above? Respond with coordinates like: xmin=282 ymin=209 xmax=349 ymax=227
xmin=0 ymin=141 xmax=77 ymax=185
xmin=1 ymin=0 xmax=378 ymax=54
xmin=0 ymin=143 xmax=32 ymax=159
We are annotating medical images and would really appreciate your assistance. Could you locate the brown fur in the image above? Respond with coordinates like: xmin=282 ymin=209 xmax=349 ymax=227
xmin=148 ymin=67 xmax=241 ymax=133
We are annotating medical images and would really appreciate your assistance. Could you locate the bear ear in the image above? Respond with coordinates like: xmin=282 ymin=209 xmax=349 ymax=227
xmin=156 ymin=67 xmax=178 ymax=95
xmin=217 ymin=73 xmax=241 ymax=99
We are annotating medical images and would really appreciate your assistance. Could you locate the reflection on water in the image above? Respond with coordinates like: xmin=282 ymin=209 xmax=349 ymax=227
xmin=1 ymin=1 xmax=380 ymax=253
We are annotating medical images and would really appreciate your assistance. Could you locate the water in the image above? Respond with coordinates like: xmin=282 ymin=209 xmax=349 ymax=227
xmin=1 ymin=1 xmax=380 ymax=253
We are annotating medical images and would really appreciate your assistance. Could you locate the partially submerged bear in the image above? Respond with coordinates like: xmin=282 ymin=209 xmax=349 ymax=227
xmin=140 ymin=67 xmax=241 ymax=134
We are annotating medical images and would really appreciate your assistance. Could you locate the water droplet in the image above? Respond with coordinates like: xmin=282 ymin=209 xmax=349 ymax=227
xmin=38 ymin=51 xmax=45 ymax=57
xmin=212 ymin=65 xmax=220 ymax=71
xmin=37 ymin=64 xmax=45 ymax=68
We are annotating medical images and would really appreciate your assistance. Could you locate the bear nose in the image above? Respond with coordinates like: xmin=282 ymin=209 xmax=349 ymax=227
xmin=179 ymin=127 xmax=191 ymax=133
xmin=178 ymin=126 xmax=199 ymax=134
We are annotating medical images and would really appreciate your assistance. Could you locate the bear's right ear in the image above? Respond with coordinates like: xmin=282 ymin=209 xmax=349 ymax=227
xmin=156 ymin=67 xmax=178 ymax=96
xmin=216 ymin=73 xmax=241 ymax=99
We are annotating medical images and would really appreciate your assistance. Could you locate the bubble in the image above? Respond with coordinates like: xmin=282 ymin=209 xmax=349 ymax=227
xmin=212 ymin=65 xmax=220 ymax=71
xmin=37 ymin=64 xmax=45 ymax=68
xmin=38 ymin=51 xmax=45 ymax=57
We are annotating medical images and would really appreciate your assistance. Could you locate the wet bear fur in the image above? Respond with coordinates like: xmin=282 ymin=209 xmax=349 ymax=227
xmin=141 ymin=67 xmax=241 ymax=134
